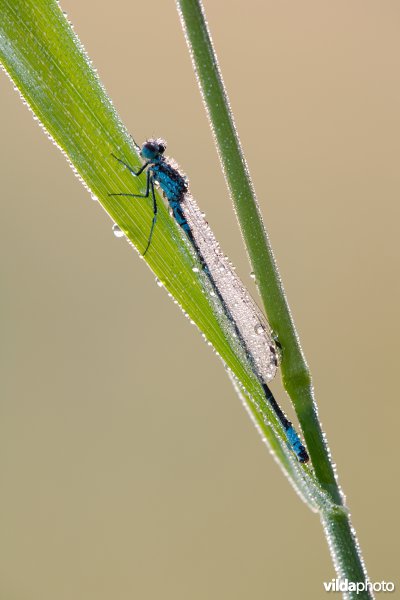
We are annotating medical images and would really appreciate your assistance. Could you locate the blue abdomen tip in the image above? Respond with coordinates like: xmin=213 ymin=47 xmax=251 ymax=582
xmin=286 ymin=426 xmax=309 ymax=463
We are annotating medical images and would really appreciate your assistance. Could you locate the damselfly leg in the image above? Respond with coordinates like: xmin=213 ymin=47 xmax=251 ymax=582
xmin=109 ymin=154 xmax=158 ymax=255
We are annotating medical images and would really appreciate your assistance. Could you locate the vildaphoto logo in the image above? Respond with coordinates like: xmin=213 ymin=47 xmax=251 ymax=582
xmin=323 ymin=578 xmax=395 ymax=594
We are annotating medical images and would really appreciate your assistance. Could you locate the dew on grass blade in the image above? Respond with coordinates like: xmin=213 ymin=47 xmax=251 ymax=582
xmin=112 ymin=223 xmax=124 ymax=238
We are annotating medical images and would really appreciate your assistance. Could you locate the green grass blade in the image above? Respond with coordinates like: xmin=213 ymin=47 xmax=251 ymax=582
xmin=0 ymin=0 xmax=323 ymax=504
xmin=176 ymin=0 xmax=335 ymax=491
xmin=176 ymin=0 xmax=371 ymax=595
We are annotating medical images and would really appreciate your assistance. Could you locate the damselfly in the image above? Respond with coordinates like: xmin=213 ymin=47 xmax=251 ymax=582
xmin=109 ymin=139 xmax=309 ymax=463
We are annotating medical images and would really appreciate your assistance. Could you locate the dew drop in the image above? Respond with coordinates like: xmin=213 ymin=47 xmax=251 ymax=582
xmin=155 ymin=277 xmax=164 ymax=288
xmin=192 ymin=266 xmax=200 ymax=273
xmin=112 ymin=224 xmax=124 ymax=238
xmin=250 ymin=272 xmax=256 ymax=280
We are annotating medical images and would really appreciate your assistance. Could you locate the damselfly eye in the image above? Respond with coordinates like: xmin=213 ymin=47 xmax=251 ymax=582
xmin=141 ymin=141 xmax=159 ymax=160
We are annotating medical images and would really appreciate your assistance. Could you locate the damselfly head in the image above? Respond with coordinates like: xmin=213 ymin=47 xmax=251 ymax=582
xmin=141 ymin=138 xmax=167 ymax=160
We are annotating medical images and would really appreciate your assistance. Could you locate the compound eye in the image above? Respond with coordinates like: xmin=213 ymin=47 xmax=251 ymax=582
xmin=145 ymin=142 xmax=156 ymax=152
xmin=158 ymin=143 xmax=166 ymax=154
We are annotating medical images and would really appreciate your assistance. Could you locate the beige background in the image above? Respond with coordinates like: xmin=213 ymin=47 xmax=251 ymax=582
xmin=1 ymin=1 xmax=399 ymax=598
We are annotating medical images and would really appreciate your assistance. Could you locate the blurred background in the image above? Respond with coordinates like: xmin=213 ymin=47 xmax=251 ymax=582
xmin=1 ymin=1 xmax=399 ymax=598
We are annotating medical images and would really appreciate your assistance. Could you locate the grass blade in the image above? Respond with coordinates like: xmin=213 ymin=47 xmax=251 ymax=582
xmin=176 ymin=0 xmax=371 ymax=595
xmin=0 ymin=0 xmax=323 ymax=503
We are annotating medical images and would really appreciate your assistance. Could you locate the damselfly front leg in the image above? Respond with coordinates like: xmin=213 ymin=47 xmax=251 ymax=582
xmin=109 ymin=154 xmax=158 ymax=255
xmin=110 ymin=153 xmax=149 ymax=177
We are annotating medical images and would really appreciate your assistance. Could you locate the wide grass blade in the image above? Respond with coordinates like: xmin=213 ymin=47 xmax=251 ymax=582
xmin=0 ymin=0 xmax=322 ymax=502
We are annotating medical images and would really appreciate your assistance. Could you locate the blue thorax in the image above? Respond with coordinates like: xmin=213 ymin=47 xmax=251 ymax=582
xmin=150 ymin=160 xmax=188 ymax=203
